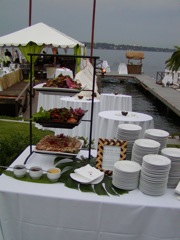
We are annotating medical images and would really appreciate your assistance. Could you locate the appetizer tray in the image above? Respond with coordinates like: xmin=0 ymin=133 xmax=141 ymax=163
xmin=36 ymin=114 xmax=84 ymax=128
xmin=33 ymin=83 xmax=83 ymax=96
xmin=34 ymin=140 xmax=84 ymax=157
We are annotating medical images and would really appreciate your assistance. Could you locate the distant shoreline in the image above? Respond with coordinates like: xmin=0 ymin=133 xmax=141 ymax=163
xmin=84 ymin=42 xmax=174 ymax=53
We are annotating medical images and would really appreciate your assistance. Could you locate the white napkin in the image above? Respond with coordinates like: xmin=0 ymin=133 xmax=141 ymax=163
xmin=74 ymin=164 xmax=104 ymax=181
xmin=175 ymin=181 xmax=180 ymax=195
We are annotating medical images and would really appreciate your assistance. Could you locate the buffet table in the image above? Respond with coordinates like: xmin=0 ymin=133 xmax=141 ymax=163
xmin=54 ymin=96 xmax=100 ymax=143
xmin=37 ymin=92 xmax=63 ymax=111
xmin=100 ymin=93 xmax=132 ymax=111
xmin=46 ymin=67 xmax=73 ymax=79
xmin=0 ymin=146 xmax=180 ymax=240
xmin=97 ymin=111 xmax=154 ymax=141
xmin=0 ymin=68 xmax=22 ymax=91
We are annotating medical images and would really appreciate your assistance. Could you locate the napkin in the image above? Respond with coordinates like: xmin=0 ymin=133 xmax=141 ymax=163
xmin=175 ymin=181 xmax=180 ymax=195
xmin=74 ymin=164 xmax=104 ymax=181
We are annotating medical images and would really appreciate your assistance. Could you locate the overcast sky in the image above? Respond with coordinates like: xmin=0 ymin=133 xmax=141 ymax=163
xmin=0 ymin=0 xmax=179 ymax=49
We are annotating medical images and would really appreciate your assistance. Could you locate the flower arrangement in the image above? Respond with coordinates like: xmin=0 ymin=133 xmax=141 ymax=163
xmin=0 ymin=55 xmax=11 ymax=66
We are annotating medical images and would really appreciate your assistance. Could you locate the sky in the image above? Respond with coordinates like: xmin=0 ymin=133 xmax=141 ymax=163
xmin=0 ymin=0 xmax=180 ymax=49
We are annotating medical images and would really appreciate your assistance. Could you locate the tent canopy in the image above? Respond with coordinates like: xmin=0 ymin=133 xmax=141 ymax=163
xmin=0 ymin=22 xmax=84 ymax=74
xmin=126 ymin=51 xmax=144 ymax=60
xmin=0 ymin=22 xmax=85 ymax=48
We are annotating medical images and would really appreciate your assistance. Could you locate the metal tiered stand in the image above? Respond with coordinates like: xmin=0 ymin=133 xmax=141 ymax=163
xmin=24 ymin=53 xmax=99 ymax=164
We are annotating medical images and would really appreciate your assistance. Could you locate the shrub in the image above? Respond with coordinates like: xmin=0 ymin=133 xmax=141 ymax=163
xmin=0 ymin=131 xmax=46 ymax=174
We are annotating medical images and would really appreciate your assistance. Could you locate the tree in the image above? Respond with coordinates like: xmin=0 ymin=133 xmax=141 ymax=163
xmin=165 ymin=46 xmax=180 ymax=72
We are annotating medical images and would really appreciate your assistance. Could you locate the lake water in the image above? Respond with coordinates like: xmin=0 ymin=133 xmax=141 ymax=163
xmin=100 ymin=79 xmax=180 ymax=136
xmin=84 ymin=49 xmax=179 ymax=136
xmin=86 ymin=49 xmax=173 ymax=78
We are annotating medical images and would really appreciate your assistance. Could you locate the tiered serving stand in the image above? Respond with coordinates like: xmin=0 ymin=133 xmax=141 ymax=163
xmin=24 ymin=54 xmax=99 ymax=163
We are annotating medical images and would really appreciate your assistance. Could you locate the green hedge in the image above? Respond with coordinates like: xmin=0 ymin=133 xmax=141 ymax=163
xmin=0 ymin=120 xmax=53 ymax=174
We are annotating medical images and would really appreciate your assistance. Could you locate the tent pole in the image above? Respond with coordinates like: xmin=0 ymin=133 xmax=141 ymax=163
xmin=90 ymin=0 xmax=96 ymax=62
xmin=29 ymin=0 xmax=32 ymax=26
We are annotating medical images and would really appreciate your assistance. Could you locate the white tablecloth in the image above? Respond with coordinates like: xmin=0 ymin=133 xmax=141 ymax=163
xmin=54 ymin=96 xmax=100 ymax=144
xmin=55 ymin=68 xmax=73 ymax=79
xmin=36 ymin=95 xmax=146 ymax=148
xmin=0 ymin=68 xmax=22 ymax=91
xmin=46 ymin=67 xmax=73 ymax=79
xmin=37 ymin=92 xmax=65 ymax=111
xmin=0 ymin=146 xmax=180 ymax=240
xmin=100 ymin=93 xmax=132 ymax=111
xmin=97 ymin=111 xmax=154 ymax=142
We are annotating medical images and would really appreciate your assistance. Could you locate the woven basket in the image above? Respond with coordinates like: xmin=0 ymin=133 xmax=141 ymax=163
xmin=127 ymin=64 xmax=142 ymax=74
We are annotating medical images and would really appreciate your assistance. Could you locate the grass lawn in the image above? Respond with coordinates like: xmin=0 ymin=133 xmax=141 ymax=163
xmin=0 ymin=120 xmax=53 ymax=139
xmin=0 ymin=120 xmax=53 ymax=169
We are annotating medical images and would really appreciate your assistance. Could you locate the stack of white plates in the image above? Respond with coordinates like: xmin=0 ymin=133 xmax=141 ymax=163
xmin=139 ymin=154 xmax=171 ymax=196
xmin=112 ymin=160 xmax=141 ymax=190
xmin=116 ymin=124 xmax=142 ymax=160
xmin=161 ymin=148 xmax=180 ymax=188
xmin=131 ymin=139 xmax=160 ymax=165
xmin=144 ymin=129 xmax=169 ymax=152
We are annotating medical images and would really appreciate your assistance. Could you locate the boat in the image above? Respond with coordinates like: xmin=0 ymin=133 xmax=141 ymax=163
xmin=118 ymin=63 xmax=128 ymax=74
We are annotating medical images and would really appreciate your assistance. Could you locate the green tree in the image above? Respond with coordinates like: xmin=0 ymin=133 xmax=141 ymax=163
xmin=166 ymin=46 xmax=180 ymax=71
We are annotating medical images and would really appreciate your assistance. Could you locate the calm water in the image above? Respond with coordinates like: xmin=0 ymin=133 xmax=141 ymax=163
xmin=86 ymin=49 xmax=173 ymax=78
xmin=100 ymin=78 xmax=180 ymax=136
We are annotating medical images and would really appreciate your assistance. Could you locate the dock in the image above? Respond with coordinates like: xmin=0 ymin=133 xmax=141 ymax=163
xmin=103 ymin=72 xmax=180 ymax=118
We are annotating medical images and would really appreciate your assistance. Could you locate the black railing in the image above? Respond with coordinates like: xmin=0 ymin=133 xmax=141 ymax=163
xmin=156 ymin=71 xmax=165 ymax=84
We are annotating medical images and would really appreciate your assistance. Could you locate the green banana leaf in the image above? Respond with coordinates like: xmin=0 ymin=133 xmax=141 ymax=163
xmin=3 ymin=156 xmax=128 ymax=196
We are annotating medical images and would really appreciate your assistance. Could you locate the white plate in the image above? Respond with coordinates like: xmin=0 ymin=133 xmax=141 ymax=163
xmin=114 ymin=160 xmax=141 ymax=173
xmin=33 ymin=83 xmax=83 ymax=95
xmin=143 ymin=154 xmax=171 ymax=166
xmin=145 ymin=129 xmax=169 ymax=137
xmin=34 ymin=148 xmax=79 ymax=157
xmin=70 ymin=172 xmax=104 ymax=184
xmin=161 ymin=148 xmax=180 ymax=158
xmin=134 ymin=139 xmax=160 ymax=148
xmin=117 ymin=123 xmax=142 ymax=131
xmin=34 ymin=140 xmax=83 ymax=157
xmin=175 ymin=181 xmax=180 ymax=194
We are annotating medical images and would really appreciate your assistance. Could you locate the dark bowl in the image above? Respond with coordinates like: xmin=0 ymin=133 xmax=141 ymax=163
xmin=78 ymin=95 xmax=83 ymax=99
xmin=121 ymin=111 xmax=128 ymax=116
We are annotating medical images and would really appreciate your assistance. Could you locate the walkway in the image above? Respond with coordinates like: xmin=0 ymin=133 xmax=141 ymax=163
xmin=105 ymin=72 xmax=180 ymax=118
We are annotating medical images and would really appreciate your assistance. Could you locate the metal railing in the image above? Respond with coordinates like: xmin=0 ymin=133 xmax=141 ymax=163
xmin=156 ymin=71 xmax=165 ymax=84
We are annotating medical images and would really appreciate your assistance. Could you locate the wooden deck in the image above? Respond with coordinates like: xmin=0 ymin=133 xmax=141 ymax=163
xmin=104 ymin=72 xmax=180 ymax=118
xmin=0 ymin=80 xmax=32 ymax=117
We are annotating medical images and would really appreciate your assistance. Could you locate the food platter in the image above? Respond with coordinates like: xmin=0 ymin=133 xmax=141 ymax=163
xmin=34 ymin=148 xmax=80 ymax=157
xmin=36 ymin=114 xmax=84 ymax=128
xmin=34 ymin=139 xmax=84 ymax=157
xmin=33 ymin=83 xmax=83 ymax=96
xmin=33 ymin=107 xmax=87 ymax=129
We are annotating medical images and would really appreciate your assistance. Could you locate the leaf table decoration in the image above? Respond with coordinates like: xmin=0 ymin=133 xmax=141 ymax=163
xmin=3 ymin=156 xmax=129 ymax=196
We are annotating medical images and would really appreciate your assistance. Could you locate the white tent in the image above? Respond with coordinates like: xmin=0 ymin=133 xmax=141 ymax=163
xmin=0 ymin=22 xmax=85 ymax=73
xmin=0 ymin=22 xmax=85 ymax=48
